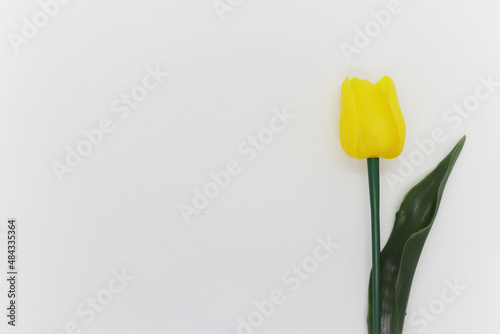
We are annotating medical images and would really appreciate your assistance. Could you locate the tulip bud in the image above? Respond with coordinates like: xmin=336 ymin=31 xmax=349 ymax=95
xmin=340 ymin=76 xmax=406 ymax=159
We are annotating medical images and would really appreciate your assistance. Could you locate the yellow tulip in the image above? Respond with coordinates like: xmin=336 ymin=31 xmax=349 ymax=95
xmin=340 ymin=76 xmax=405 ymax=159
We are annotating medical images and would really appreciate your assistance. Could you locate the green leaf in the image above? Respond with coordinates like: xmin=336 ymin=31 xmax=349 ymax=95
xmin=367 ymin=136 xmax=466 ymax=334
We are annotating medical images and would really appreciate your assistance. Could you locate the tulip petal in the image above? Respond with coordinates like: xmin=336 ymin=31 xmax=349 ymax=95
xmin=375 ymin=76 xmax=406 ymax=159
xmin=350 ymin=78 xmax=397 ymax=158
xmin=340 ymin=77 xmax=361 ymax=159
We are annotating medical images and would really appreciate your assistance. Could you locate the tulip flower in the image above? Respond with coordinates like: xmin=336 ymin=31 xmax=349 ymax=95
xmin=340 ymin=76 xmax=406 ymax=159
xmin=339 ymin=76 xmax=406 ymax=334
xmin=338 ymin=76 xmax=465 ymax=334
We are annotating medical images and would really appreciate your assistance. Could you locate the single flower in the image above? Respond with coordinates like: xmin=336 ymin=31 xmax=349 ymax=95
xmin=340 ymin=76 xmax=406 ymax=159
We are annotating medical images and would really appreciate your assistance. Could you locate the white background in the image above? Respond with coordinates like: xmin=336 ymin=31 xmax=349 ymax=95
xmin=1 ymin=0 xmax=500 ymax=333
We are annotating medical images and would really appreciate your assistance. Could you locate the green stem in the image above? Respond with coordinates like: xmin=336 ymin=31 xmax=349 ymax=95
xmin=368 ymin=158 xmax=381 ymax=334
